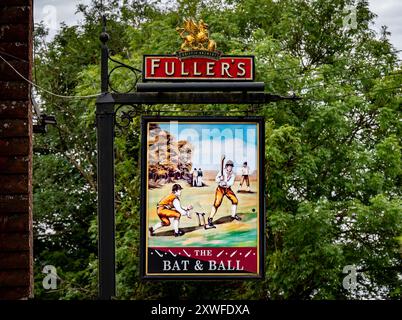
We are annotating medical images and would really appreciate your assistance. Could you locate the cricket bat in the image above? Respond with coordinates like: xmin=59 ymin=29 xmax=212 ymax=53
xmin=220 ymin=154 xmax=225 ymax=177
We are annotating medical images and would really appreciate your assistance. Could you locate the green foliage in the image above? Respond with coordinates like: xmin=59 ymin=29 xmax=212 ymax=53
xmin=33 ymin=0 xmax=401 ymax=299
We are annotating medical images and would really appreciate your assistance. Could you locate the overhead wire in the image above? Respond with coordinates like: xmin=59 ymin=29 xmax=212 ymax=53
xmin=0 ymin=53 xmax=101 ymax=99
xmin=1 ymin=45 xmax=400 ymax=102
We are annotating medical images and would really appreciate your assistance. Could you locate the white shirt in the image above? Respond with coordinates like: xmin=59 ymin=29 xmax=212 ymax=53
xmin=215 ymin=170 xmax=235 ymax=188
xmin=241 ymin=166 xmax=250 ymax=175
xmin=173 ymin=198 xmax=189 ymax=216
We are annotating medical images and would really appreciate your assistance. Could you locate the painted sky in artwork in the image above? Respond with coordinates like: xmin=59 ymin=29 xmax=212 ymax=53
xmin=158 ymin=122 xmax=258 ymax=171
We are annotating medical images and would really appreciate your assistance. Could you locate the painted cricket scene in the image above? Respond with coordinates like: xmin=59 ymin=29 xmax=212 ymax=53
xmin=142 ymin=118 xmax=264 ymax=277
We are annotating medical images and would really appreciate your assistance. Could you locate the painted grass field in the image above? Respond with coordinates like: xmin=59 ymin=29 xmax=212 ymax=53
xmin=147 ymin=179 xmax=259 ymax=248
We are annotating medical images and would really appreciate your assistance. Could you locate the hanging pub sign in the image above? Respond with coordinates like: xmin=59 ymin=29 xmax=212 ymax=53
xmin=143 ymin=19 xmax=254 ymax=82
xmin=140 ymin=117 xmax=265 ymax=279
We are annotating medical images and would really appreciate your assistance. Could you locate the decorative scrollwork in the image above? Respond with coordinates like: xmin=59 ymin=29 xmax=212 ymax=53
xmin=108 ymin=55 xmax=142 ymax=94
xmin=114 ymin=104 xmax=142 ymax=135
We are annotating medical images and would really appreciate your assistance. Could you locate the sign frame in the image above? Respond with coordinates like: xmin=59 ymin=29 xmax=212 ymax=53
xmin=142 ymin=54 xmax=255 ymax=82
xmin=140 ymin=116 xmax=265 ymax=280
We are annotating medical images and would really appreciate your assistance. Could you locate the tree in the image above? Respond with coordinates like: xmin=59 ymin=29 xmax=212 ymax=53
xmin=33 ymin=0 xmax=401 ymax=299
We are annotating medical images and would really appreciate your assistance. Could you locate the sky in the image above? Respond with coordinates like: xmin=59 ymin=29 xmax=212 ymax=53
xmin=34 ymin=0 xmax=402 ymax=57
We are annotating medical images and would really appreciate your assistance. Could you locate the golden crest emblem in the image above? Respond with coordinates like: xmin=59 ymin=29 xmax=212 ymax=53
xmin=176 ymin=19 xmax=217 ymax=52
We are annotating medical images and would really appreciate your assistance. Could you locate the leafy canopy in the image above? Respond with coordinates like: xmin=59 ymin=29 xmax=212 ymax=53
xmin=33 ymin=0 xmax=401 ymax=299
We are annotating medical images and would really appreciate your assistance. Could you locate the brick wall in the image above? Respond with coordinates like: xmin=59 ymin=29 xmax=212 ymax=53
xmin=0 ymin=0 xmax=33 ymax=299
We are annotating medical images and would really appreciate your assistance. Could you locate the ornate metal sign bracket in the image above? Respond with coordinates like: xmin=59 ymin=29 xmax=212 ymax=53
xmin=95 ymin=16 xmax=298 ymax=299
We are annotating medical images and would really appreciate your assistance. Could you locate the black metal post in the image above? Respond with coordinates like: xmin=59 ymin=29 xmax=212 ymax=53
xmin=96 ymin=16 xmax=116 ymax=300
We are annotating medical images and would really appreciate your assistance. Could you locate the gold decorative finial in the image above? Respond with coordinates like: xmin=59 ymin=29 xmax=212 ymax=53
xmin=176 ymin=18 xmax=217 ymax=52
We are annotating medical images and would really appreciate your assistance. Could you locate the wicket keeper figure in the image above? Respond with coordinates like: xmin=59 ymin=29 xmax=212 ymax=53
xmin=149 ymin=183 xmax=192 ymax=237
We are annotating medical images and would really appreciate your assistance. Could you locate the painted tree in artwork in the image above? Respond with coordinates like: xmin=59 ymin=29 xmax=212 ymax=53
xmin=33 ymin=0 xmax=401 ymax=299
xmin=147 ymin=124 xmax=193 ymax=188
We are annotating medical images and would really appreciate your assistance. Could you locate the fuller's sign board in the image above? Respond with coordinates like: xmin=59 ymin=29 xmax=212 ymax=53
xmin=143 ymin=54 xmax=255 ymax=82
xmin=143 ymin=18 xmax=255 ymax=82
xmin=140 ymin=117 xmax=265 ymax=279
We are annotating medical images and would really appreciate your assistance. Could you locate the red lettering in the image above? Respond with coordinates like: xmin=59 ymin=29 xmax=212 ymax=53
xmin=144 ymin=56 xmax=254 ymax=81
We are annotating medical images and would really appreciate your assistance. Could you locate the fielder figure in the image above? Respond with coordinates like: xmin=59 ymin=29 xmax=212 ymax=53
xmin=238 ymin=161 xmax=251 ymax=192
